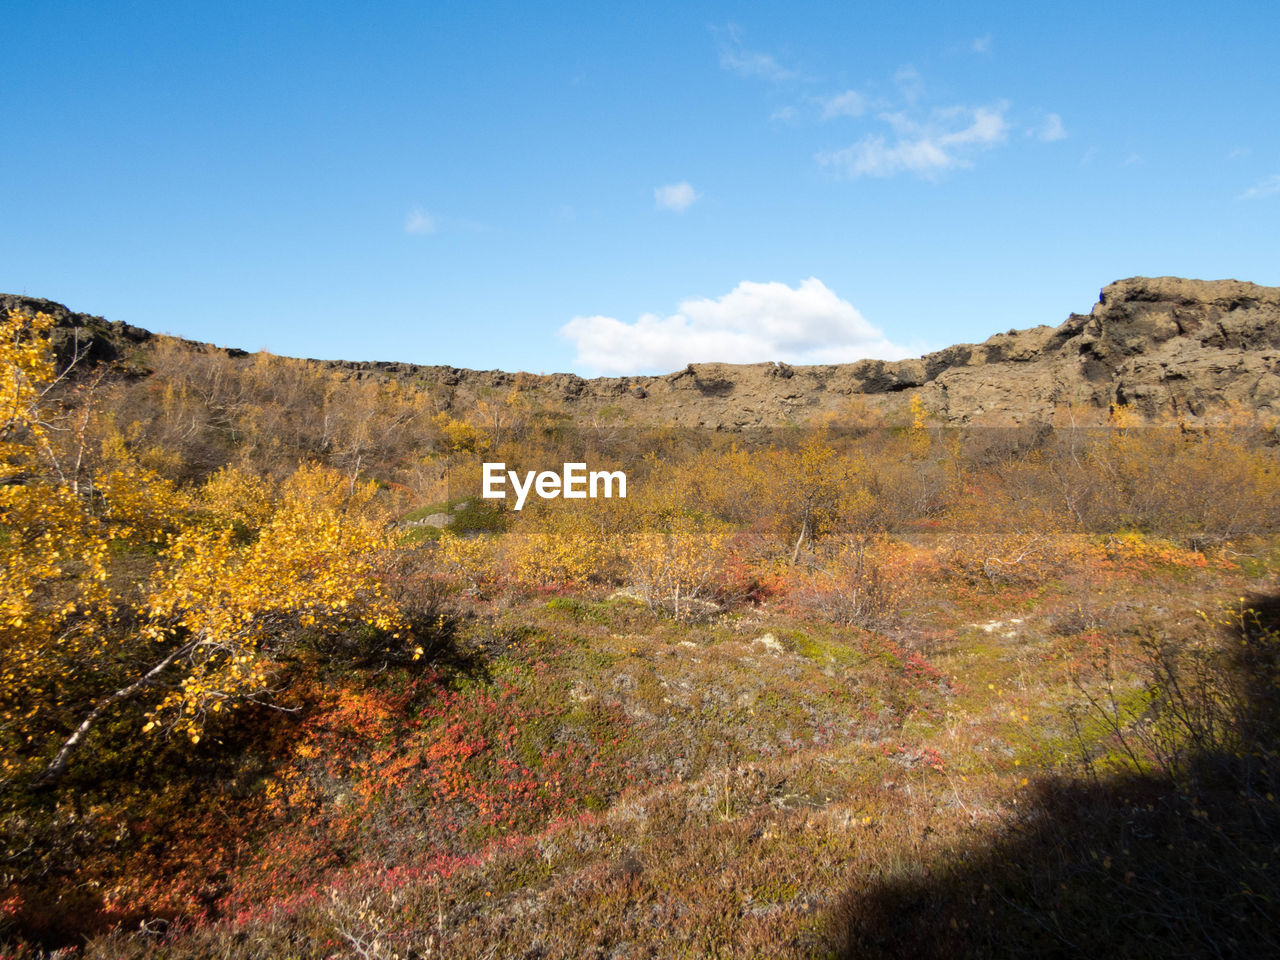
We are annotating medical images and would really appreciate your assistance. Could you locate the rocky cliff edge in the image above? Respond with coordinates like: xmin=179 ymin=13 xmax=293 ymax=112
xmin=3 ymin=276 xmax=1278 ymax=427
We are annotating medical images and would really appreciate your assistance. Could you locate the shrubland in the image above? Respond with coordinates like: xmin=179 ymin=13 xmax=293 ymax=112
xmin=2 ymin=310 xmax=1278 ymax=957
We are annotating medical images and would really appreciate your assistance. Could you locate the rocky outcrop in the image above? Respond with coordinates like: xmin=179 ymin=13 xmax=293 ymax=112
xmin=917 ymin=277 xmax=1280 ymax=423
xmin=0 ymin=294 xmax=154 ymax=367
xmin=5 ymin=277 xmax=1279 ymax=426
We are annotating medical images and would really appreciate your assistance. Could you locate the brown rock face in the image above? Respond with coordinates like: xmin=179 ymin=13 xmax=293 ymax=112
xmin=5 ymin=277 xmax=1279 ymax=426
xmin=547 ymin=276 xmax=1280 ymax=426
xmin=0 ymin=293 xmax=154 ymax=367
xmin=918 ymin=277 xmax=1280 ymax=423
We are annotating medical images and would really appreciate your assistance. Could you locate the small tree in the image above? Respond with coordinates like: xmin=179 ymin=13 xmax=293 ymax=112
xmin=0 ymin=310 xmax=409 ymax=783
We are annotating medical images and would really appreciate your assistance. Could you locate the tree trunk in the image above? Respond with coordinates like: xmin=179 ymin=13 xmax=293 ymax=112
xmin=38 ymin=638 xmax=197 ymax=783
xmin=791 ymin=508 xmax=810 ymax=564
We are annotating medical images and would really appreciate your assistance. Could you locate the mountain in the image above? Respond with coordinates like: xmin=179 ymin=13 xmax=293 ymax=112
xmin=5 ymin=276 xmax=1279 ymax=427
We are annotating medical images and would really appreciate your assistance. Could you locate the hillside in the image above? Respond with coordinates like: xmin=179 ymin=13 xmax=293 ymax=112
xmin=5 ymin=276 xmax=1280 ymax=428
xmin=2 ymin=282 xmax=1279 ymax=959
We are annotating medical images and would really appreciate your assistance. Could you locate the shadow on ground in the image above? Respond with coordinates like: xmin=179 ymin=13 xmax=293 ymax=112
xmin=829 ymin=593 xmax=1280 ymax=960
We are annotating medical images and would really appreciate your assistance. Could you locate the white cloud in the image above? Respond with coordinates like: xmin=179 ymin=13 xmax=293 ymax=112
xmin=817 ymin=102 xmax=1009 ymax=179
xmin=894 ymin=64 xmax=925 ymax=103
xmin=1239 ymin=174 xmax=1280 ymax=200
xmin=820 ymin=136 xmax=946 ymax=178
xmin=560 ymin=278 xmax=910 ymax=375
xmin=654 ymin=181 xmax=700 ymax=213
xmin=404 ymin=208 xmax=436 ymax=235
xmin=716 ymin=25 xmax=795 ymax=81
xmin=819 ymin=89 xmax=868 ymax=120
xmin=940 ymin=104 xmax=1009 ymax=145
xmin=1034 ymin=112 xmax=1067 ymax=141
xmin=971 ymin=34 xmax=993 ymax=54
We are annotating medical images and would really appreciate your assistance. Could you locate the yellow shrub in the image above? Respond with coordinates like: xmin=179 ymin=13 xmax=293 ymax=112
xmin=504 ymin=527 xmax=619 ymax=587
xmin=433 ymin=412 xmax=492 ymax=454
xmin=623 ymin=516 xmax=733 ymax=619
xmin=939 ymin=531 xmax=1068 ymax=584
xmin=1094 ymin=531 xmax=1213 ymax=571
xmin=499 ymin=498 xmax=625 ymax=587
xmin=793 ymin=537 xmax=905 ymax=627
xmin=434 ymin=530 xmax=501 ymax=587
xmin=200 ymin=464 xmax=278 ymax=531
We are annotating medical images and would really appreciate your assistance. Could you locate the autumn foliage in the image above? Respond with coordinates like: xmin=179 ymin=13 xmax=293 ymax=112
xmin=1 ymin=312 xmax=411 ymax=785
xmin=2 ymin=309 xmax=1279 ymax=957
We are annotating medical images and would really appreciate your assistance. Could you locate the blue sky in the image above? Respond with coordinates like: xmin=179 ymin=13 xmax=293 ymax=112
xmin=3 ymin=0 xmax=1277 ymax=375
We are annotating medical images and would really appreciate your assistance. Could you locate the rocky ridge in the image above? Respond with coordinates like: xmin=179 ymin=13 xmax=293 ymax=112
xmin=4 ymin=276 xmax=1279 ymax=427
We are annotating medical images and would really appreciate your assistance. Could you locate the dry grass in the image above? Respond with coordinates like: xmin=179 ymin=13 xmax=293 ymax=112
xmin=3 ymin=531 xmax=1275 ymax=959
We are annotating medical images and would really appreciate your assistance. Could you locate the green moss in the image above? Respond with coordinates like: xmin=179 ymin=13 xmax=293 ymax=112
xmin=1233 ymin=543 xmax=1280 ymax=577
xmin=750 ymin=879 xmax=800 ymax=903
xmin=789 ymin=631 xmax=865 ymax=668
xmin=400 ymin=524 xmax=442 ymax=544
xmin=544 ymin=596 xmax=613 ymax=625
xmin=403 ymin=496 xmax=508 ymax=536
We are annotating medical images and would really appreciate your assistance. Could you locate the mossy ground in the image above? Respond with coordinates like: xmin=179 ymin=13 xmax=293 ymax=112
xmin=401 ymin=497 xmax=508 ymax=543
xmin=3 ymin=537 xmax=1277 ymax=959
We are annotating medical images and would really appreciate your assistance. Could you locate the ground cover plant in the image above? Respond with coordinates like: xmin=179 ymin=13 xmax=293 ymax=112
xmin=2 ymin=309 xmax=1278 ymax=957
